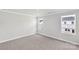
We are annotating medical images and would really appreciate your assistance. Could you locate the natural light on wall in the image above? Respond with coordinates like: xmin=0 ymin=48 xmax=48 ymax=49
xmin=39 ymin=18 xmax=44 ymax=24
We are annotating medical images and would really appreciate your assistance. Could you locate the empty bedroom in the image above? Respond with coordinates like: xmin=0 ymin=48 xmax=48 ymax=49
xmin=0 ymin=9 xmax=79 ymax=50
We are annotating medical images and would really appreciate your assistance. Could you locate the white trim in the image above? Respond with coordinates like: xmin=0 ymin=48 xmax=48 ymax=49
xmin=40 ymin=10 xmax=78 ymax=17
xmin=0 ymin=9 xmax=78 ymax=18
xmin=0 ymin=10 xmax=35 ymax=17
xmin=61 ymin=14 xmax=76 ymax=17
xmin=0 ymin=33 xmax=35 ymax=44
xmin=38 ymin=33 xmax=79 ymax=45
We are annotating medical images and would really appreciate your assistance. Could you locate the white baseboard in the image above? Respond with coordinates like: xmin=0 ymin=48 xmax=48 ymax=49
xmin=1 ymin=32 xmax=79 ymax=45
xmin=0 ymin=33 xmax=35 ymax=44
xmin=38 ymin=33 xmax=79 ymax=45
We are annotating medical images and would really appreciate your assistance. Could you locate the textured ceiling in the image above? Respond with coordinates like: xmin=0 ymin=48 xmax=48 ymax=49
xmin=0 ymin=9 xmax=76 ymax=17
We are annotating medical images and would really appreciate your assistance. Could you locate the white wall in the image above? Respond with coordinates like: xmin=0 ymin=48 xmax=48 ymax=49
xmin=0 ymin=11 xmax=36 ymax=43
xmin=0 ymin=9 xmax=79 ymax=45
xmin=38 ymin=10 xmax=79 ymax=45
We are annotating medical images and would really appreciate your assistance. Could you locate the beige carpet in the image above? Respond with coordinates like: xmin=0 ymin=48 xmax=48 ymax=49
xmin=0 ymin=34 xmax=79 ymax=50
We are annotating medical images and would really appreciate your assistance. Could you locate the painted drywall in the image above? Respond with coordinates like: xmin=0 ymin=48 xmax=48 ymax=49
xmin=38 ymin=10 xmax=79 ymax=45
xmin=0 ymin=11 xmax=36 ymax=43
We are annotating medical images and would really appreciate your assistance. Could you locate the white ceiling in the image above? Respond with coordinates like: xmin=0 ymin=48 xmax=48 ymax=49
xmin=0 ymin=9 xmax=76 ymax=17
